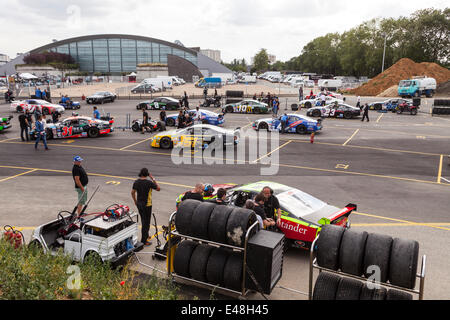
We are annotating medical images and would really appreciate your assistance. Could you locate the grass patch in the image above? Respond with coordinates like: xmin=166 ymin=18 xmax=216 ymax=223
xmin=0 ymin=239 xmax=179 ymax=300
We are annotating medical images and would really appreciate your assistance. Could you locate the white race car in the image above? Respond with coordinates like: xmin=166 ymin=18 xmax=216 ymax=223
xmin=10 ymin=99 xmax=65 ymax=114
xmin=300 ymin=96 xmax=343 ymax=109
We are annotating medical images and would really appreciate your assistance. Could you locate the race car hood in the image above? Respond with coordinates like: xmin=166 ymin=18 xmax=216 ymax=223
xmin=87 ymin=94 xmax=108 ymax=98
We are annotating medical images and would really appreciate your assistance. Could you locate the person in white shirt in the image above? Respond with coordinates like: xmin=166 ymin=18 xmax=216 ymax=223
xmin=193 ymin=107 xmax=202 ymax=124
xmin=356 ymin=96 xmax=362 ymax=110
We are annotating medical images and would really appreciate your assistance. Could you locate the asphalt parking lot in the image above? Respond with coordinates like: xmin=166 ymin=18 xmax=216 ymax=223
xmin=1 ymin=95 xmax=449 ymax=300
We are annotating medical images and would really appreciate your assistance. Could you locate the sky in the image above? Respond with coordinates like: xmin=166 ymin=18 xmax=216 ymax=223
xmin=0 ymin=0 xmax=448 ymax=63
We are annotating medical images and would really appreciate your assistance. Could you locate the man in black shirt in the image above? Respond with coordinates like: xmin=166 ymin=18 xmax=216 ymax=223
xmin=72 ymin=156 xmax=89 ymax=216
xmin=142 ymin=108 xmax=151 ymax=134
xmin=206 ymin=188 xmax=227 ymax=205
xmin=18 ymin=112 xmax=29 ymax=141
xmin=181 ymin=183 xmax=204 ymax=202
xmin=131 ymin=168 xmax=160 ymax=245
xmin=254 ymin=193 xmax=276 ymax=229
xmin=262 ymin=186 xmax=281 ymax=223
xmin=177 ymin=111 xmax=186 ymax=129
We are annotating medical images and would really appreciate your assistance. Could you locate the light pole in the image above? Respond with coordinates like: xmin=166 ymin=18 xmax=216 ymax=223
xmin=381 ymin=32 xmax=387 ymax=73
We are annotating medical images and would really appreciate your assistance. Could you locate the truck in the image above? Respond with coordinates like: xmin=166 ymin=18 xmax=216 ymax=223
xmin=318 ymin=79 xmax=342 ymax=91
xmin=398 ymin=77 xmax=436 ymax=98
xmin=195 ymin=77 xmax=222 ymax=88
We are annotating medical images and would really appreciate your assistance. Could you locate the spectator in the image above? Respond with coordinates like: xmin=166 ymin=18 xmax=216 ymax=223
xmin=254 ymin=193 xmax=276 ymax=229
xmin=356 ymin=96 xmax=361 ymax=110
xmin=131 ymin=168 xmax=161 ymax=246
xmin=41 ymin=90 xmax=47 ymax=101
xmin=35 ymin=87 xmax=42 ymax=99
xmin=267 ymin=92 xmax=272 ymax=108
xmin=72 ymin=156 xmax=88 ymax=216
xmin=272 ymin=98 xmax=279 ymax=117
xmin=208 ymin=188 xmax=227 ymax=205
xmin=181 ymin=183 xmax=204 ymax=202
xmin=45 ymin=89 xmax=51 ymax=102
xmin=184 ymin=92 xmax=189 ymax=109
xmin=299 ymin=86 xmax=304 ymax=101
xmin=18 ymin=111 xmax=29 ymax=141
xmin=93 ymin=106 xmax=101 ymax=120
xmin=203 ymin=87 xmax=208 ymax=100
xmin=34 ymin=115 xmax=49 ymax=150
xmin=252 ymin=93 xmax=257 ymax=101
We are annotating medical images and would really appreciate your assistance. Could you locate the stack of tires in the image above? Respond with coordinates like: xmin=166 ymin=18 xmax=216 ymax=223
xmin=312 ymin=225 xmax=420 ymax=300
xmin=172 ymin=200 xmax=258 ymax=292
xmin=432 ymin=99 xmax=450 ymax=115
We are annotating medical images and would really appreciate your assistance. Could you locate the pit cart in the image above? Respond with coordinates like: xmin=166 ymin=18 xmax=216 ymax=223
xmin=29 ymin=187 xmax=143 ymax=266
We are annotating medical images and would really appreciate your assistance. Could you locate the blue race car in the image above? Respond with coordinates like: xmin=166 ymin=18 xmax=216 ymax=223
xmin=253 ymin=114 xmax=322 ymax=134
xmin=165 ymin=109 xmax=224 ymax=127
xmin=59 ymin=98 xmax=81 ymax=110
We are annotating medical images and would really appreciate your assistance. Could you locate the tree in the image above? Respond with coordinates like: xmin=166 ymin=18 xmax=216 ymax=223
xmin=252 ymin=49 xmax=270 ymax=73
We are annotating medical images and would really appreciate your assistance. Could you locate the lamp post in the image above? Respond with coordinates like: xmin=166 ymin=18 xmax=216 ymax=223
xmin=381 ymin=32 xmax=387 ymax=73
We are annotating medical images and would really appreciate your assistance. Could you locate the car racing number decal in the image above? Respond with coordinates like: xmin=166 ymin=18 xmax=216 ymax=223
xmin=62 ymin=126 xmax=73 ymax=136
xmin=235 ymin=105 xmax=252 ymax=113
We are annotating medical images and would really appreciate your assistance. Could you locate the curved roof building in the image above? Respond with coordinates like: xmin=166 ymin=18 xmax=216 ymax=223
xmin=0 ymin=34 xmax=231 ymax=79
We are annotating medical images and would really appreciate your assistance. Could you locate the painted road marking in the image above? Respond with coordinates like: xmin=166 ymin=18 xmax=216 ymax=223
xmin=0 ymin=165 xmax=193 ymax=189
xmin=352 ymin=223 xmax=450 ymax=227
xmin=0 ymin=169 xmax=37 ymax=183
xmin=0 ymin=137 xmax=20 ymax=143
xmin=342 ymin=129 xmax=360 ymax=146
xmin=335 ymin=164 xmax=349 ymax=170
xmin=252 ymin=140 xmax=292 ymax=163
xmin=416 ymin=136 xmax=426 ymax=140
xmin=119 ymin=137 xmax=154 ymax=151
xmin=437 ymin=154 xmax=443 ymax=184
xmin=376 ymin=113 xmax=384 ymax=123
xmin=106 ymin=181 xmax=121 ymax=185
xmin=62 ymin=140 xmax=75 ymax=144
xmin=354 ymin=212 xmax=450 ymax=232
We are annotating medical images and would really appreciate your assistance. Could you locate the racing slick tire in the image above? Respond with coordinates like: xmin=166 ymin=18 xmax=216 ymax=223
xmin=296 ymin=124 xmax=307 ymax=134
xmin=191 ymin=202 xmax=216 ymax=240
xmin=388 ymin=238 xmax=419 ymax=289
xmin=258 ymin=122 xmax=269 ymax=131
xmin=253 ymin=107 xmax=260 ymax=114
xmin=339 ymin=229 xmax=368 ymax=276
xmin=175 ymin=199 xmax=202 ymax=236
xmin=312 ymin=109 xmax=321 ymax=117
xmin=343 ymin=111 xmax=352 ymax=119
xmin=223 ymin=251 xmax=244 ymax=291
xmin=397 ymin=108 xmax=403 ymax=114
xmin=359 ymin=283 xmax=387 ymax=300
xmin=16 ymin=106 xmax=23 ymax=113
xmin=315 ymin=224 xmax=345 ymax=270
xmin=206 ymin=247 xmax=231 ymax=286
xmin=335 ymin=277 xmax=363 ymax=300
xmin=166 ymin=118 xmax=175 ymax=127
xmin=375 ymin=104 xmax=382 ymax=111
xmin=305 ymin=102 xmax=312 ymax=109
xmin=131 ymin=122 xmax=140 ymax=132
xmin=159 ymin=137 xmax=172 ymax=149
xmin=208 ymin=205 xmax=233 ymax=244
xmin=87 ymin=127 xmax=100 ymax=138
xmin=225 ymin=106 xmax=234 ymax=113
xmin=386 ymin=289 xmax=413 ymax=300
xmin=363 ymin=233 xmax=393 ymax=283
xmin=312 ymin=271 xmax=342 ymax=300
xmin=84 ymin=251 xmax=103 ymax=264
xmin=226 ymin=207 xmax=257 ymax=247
xmin=410 ymin=108 xmax=418 ymax=115
xmin=173 ymin=240 xmax=198 ymax=278
xmin=189 ymin=244 xmax=214 ymax=283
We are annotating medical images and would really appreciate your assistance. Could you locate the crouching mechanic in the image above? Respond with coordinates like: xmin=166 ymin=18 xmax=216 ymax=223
xmin=131 ymin=168 xmax=161 ymax=246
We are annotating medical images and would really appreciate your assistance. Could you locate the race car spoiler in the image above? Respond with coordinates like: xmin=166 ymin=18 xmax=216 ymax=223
xmin=327 ymin=203 xmax=357 ymax=224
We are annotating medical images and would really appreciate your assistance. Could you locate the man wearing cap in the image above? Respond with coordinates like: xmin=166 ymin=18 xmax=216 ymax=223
xmin=72 ymin=156 xmax=89 ymax=216
xmin=131 ymin=168 xmax=161 ymax=246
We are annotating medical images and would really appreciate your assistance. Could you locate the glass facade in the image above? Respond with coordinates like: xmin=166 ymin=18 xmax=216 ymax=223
xmin=47 ymin=37 xmax=198 ymax=74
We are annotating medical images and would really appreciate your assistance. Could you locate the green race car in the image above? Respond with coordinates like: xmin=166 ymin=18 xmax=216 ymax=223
xmin=0 ymin=116 xmax=12 ymax=132
xmin=136 ymin=97 xmax=181 ymax=111
xmin=222 ymin=99 xmax=271 ymax=114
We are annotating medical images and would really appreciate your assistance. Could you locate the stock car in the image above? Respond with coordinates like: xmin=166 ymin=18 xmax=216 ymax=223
xmin=368 ymin=98 xmax=412 ymax=111
xmin=136 ymin=97 xmax=181 ymax=110
xmin=176 ymin=181 xmax=356 ymax=250
xmin=86 ymin=92 xmax=117 ymax=104
xmin=10 ymin=99 xmax=65 ymax=115
xmin=150 ymin=124 xmax=240 ymax=149
xmin=253 ymin=114 xmax=322 ymax=134
xmin=30 ymin=116 xmax=114 ymax=140
xmin=222 ymin=99 xmax=271 ymax=114
xmin=300 ymin=96 xmax=343 ymax=109
xmin=0 ymin=116 xmax=13 ymax=132
xmin=165 ymin=109 xmax=224 ymax=127
xmin=306 ymin=103 xmax=361 ymax=119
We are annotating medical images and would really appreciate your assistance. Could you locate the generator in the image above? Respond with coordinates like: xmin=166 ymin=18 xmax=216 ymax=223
xmin=245 ymin=230 xmax=285 ymax=295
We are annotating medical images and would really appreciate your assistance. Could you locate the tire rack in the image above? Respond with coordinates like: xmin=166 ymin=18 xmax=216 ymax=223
xmin=166 ymin=211 xmax=260 ymax=297
xmin=308 ymin=236 xmax=427 ymax=300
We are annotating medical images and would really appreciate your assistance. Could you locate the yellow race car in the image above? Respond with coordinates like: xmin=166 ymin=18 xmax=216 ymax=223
xmin=151 ymin=124 xmax=240 ymax=149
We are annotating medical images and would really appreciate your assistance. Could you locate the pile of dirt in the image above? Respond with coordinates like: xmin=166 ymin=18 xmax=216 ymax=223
xmin=436 ymin=80 xmax=450 ymax=97
xmin=348 ymin=58 xmax=450 ymax=96
xmin=377 ymin=85 xmax=399 ymax=97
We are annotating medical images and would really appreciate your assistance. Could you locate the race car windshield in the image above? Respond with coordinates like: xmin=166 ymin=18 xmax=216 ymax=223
xmin=277 ymin=190 xmax=327 ymax=218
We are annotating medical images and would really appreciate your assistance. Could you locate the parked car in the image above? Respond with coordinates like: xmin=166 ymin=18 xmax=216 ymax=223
xmin=307 ymin=103 xmax=361 ymax=119
xmin=136 ymin=97 xmax=181 ymax=110
xmin=253 ymin=114 xmax=322 ymax=134
xmin=165 ymin=109 xmax=224 ymax=127
xmin=86 ymin=92 xmax=116 ymax=104
xmin=10 ymin=99 xmax=65 ymax=114
xmin=223 ymin=99 xmax=271 ymax=114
